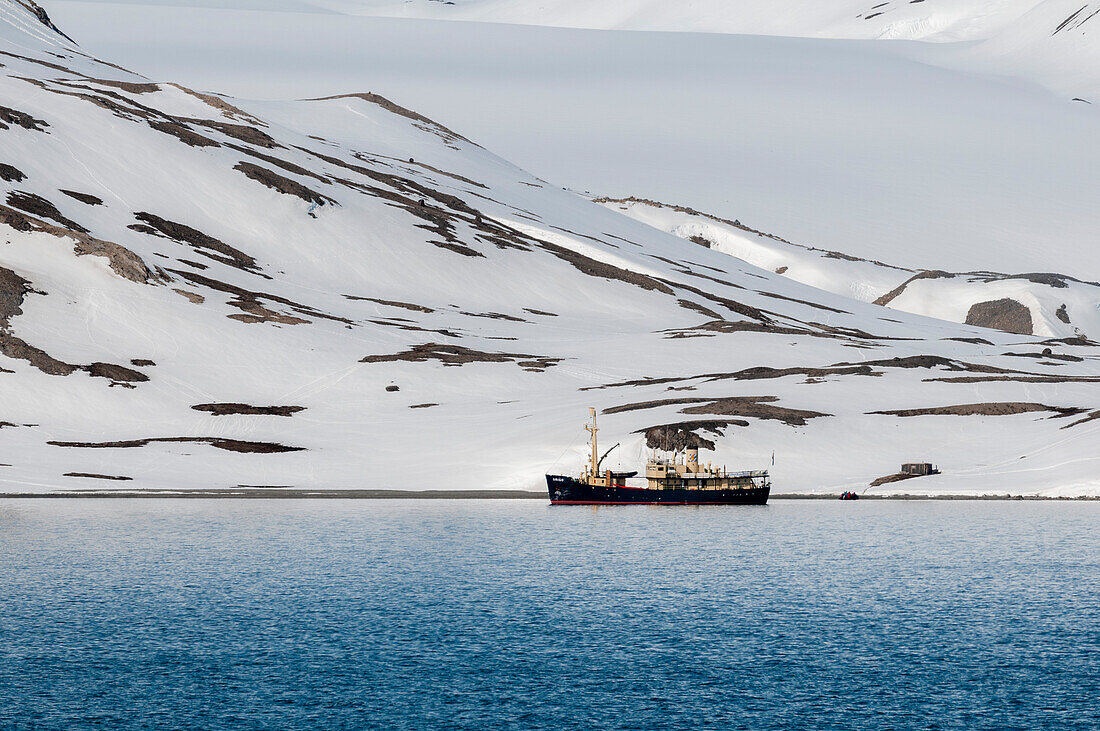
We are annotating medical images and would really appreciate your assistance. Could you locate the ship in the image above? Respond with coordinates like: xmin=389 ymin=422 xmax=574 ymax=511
xmin=546 ymin=408 xmax=770 ymax=505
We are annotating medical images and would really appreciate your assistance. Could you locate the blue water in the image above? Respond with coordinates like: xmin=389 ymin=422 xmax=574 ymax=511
xmin=1 ymin=499 xmax=1098 ymax=730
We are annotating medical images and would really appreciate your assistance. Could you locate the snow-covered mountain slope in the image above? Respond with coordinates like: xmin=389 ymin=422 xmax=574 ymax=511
xmin=601 ymin=198 xmax=1100 ymax=341
xmin=2 ymin=1 xmax=1099 ymax=496
xmin=41 ymin=2 xmax=1100 ymax=283
xmin=308 ymin=0 xmax=1046 ymax=41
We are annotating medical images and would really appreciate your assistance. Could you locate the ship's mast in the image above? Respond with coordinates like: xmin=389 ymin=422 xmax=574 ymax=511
xmin=585 ymin=407 xmax=598 ymax=477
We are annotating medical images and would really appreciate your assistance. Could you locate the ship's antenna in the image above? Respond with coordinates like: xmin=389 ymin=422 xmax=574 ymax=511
xmin=585 ymin=407 xmax=598 ymax=477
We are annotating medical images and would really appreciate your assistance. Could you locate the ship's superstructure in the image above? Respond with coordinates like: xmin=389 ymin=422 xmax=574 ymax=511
xmin=547 ymin=409 xmax=770 ymax=505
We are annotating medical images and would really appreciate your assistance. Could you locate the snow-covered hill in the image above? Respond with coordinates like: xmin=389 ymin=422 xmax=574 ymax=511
xmin=601 ymin=197 xmax=1100 ymax=341
xmin=45 ymin=0 xmax=1100 ymax=285
xmin=311 ymin=0 xmax=1046 ymax=41
xmin=2 ymin=1 xmax=1099 ymax=496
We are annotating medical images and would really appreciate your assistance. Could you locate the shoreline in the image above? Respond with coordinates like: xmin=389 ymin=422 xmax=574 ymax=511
xmin=0 ymin=490 xmax=1097 ymax=501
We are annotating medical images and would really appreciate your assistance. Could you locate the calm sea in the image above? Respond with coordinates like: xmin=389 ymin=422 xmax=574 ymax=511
xmin=1 ymin=499 xmax=1098 ymax=730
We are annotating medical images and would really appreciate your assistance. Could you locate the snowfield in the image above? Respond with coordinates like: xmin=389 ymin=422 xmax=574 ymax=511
xmin=46 ymin=0 xmax=1100 ymax=282
xmin=1 ymin=1 xmax=1098 ymax=496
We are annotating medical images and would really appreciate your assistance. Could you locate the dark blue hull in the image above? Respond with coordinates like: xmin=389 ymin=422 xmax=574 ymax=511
xmin=546 ymin=475 xmax=770 ymax=505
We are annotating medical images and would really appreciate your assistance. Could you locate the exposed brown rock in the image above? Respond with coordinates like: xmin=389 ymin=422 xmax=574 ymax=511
xmin=72 ymin=236 xmax=155 ymax=283
xmin=1056 ymin=304 xmax=1071 ymax=324
xmin=48 ymin=437 xmax=305 ymax=453
xmin=0 ymin=105 xmax=48 ymax=132
xmin=869 ymin=472 xmax=920 ymax=488
xmin=166 ymin=84 xmax=266 ymax=125
xmin=874 ymin=270 xmax=954 ymax=307
xmin=133 ymin=212 xmax=259 ymax=272
xmin=188 ymin=119 xmax=278 ymax=148
xmin=130 ymin=359 xmax=156 ymax=367
xmin=605 ymin=396 xmax=829 ymax=426
xmin=965 ymin=298 xmax=1034 ymax=335
xmin=344 ymin=295 xmax=434 ymax=313
xmin=5 ymin=191 xmax=86 ymax=232
xmin=0 ymin=163 xmax=25 ymax=182
xmin=82 ymin=362 xmax=149 ymax=383
xmin=0 ymin=267 xmax=30 ymax=327
xmin=362 ymin=342 xmax=560 ymax=371
xmin=191 ymin=403 xmax=305 ymax=416
xmin=173 ymin=289 xmax=205 ymax=304
xmin=88 ymin=79 xmax=159 ymax=94
xmin=758 ymin=290 xmax=849 ymax=314
xmin=169 ymin=269 xmax=352 ymax=325
xmin=677 ymin=299 xmax=723 ymax=319
xmin=1062 ymin=410 xmax=1100 ymax=429
xmin=308 ymin=93 xmax=473 ymax=146
xmin=869 ymin=403 xmax=1082 ymax=418
xmin=0 ymin=331 xmax=77 ymax=375
xmin=640 ymin=421 xmax=746 ymax=451
xmin=60 ymin=190 xmax=103 ymax=206
xmin=64 ymin=472 xmax=132 ymax=481
xmin=233 ymin=162 xmax=334 ymax=206
xmin=147 ymin=120 xmax=221 ymax=148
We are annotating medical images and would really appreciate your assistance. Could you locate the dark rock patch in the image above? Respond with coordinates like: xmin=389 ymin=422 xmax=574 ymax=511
xmin=0 ymin=204 xmax=34 ymax=232
xmin=1003 ymin=350 xmax=1083 ymax=363
xmin=88 ymin=79 xmax=159 ymax=94
xmin=308 ymin=93 xmax=473 ymax=146
xmin=385 ymin=385 xmax=400 ymax=392
xmin=929 ymin=375 xmax=1100 ymax=384
xmin=134 ymin=212 xmax=259 ymax=272
xmin=606 ymin=396 xmax=829 ymax=426
xmin=362 ymin=342 xmax=560 ymax=371
xmin=640 ymin=421 xmax=745 ymax=452
xmin=688 ymin=235 xmax=713 ymax=248
xmin=6 ymin=191 xmax=86 ymax=232
xmin=130 ymin=359 xmax=156 ymax=367
xmin=869 ymin=403 xmax=1082 ymax=418
xmin=874 ymin=270 xmax=954 ymax=307
xmin=869 ymin=472 xmax=920 ymax=488
xmin=460 ymin=311 xmax=526 ymax=322
xmin=189 ymin=119 xmax=278 ymax=148
xmin=775 ymin=266 xmax=788 ymax=274
xmin=73 ymin=236 xmax=155 ymax=283
xmin=147 ymin=120 xmax=221 ymax=148
xmin=166 ymin=84 xmax=266 ymax=125
xmin=0 ymin=105 xmax=48 ymax=132
xmin=345 ymin=295 xmax=434 ymax=313
xmin=677 ymin=299 xmax=723 ymax=320
xmin=944 ymin=337 xmax=994 ymax=345
xmin=48 ymin=437 xmax=305 ymax=453
xmin=173 ymin=288 xmax=205 ymax=304
xmin=168 ymin=270 xmax=351 ymax=325
xmin=666 ymin=282 xmax=770 ymax=323
xmin=226 ymin=144 xmax=328 ymax=183
xmin=82 ymin=362 xmax=149 ymax=383
xmin=523 ymin=308 xmax=558 ymax=317
xmin=0 ymin=331 xmax=76 ymax=375
xmin=191 ymin=403 xmax=305 ymax=417
xmin=0 ymin=163 xmax=26 ymax=182
xmin=233 ymin=162 xmax=334 ymax=206
xmin=1062 ymin=410 xmax=1100 ymax=429
xmin=0 ymin=266 xmax=31 ymax=327
xmin=64 ymin=472 xmax=132 ymax=481
xmin=965 ymin=299 xmax=1033 ymax=335
xmin=758 ymin=290 xmax=850 ymax=314
xmin=60 ymin=190 xmax=103 ymax=206
xmin=1056 ymin=304 xmax=1071 ymax=324
xmin=410 ymin=403 xmax=438 ymax=409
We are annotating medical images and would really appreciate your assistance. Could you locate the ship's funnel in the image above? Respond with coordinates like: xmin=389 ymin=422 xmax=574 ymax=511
xmin=686 ymin=448 xmax=699 ymax=472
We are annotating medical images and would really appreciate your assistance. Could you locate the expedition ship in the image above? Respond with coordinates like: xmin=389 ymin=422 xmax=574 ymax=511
xmin=546 ymin=409 xmax=770 ymax=505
